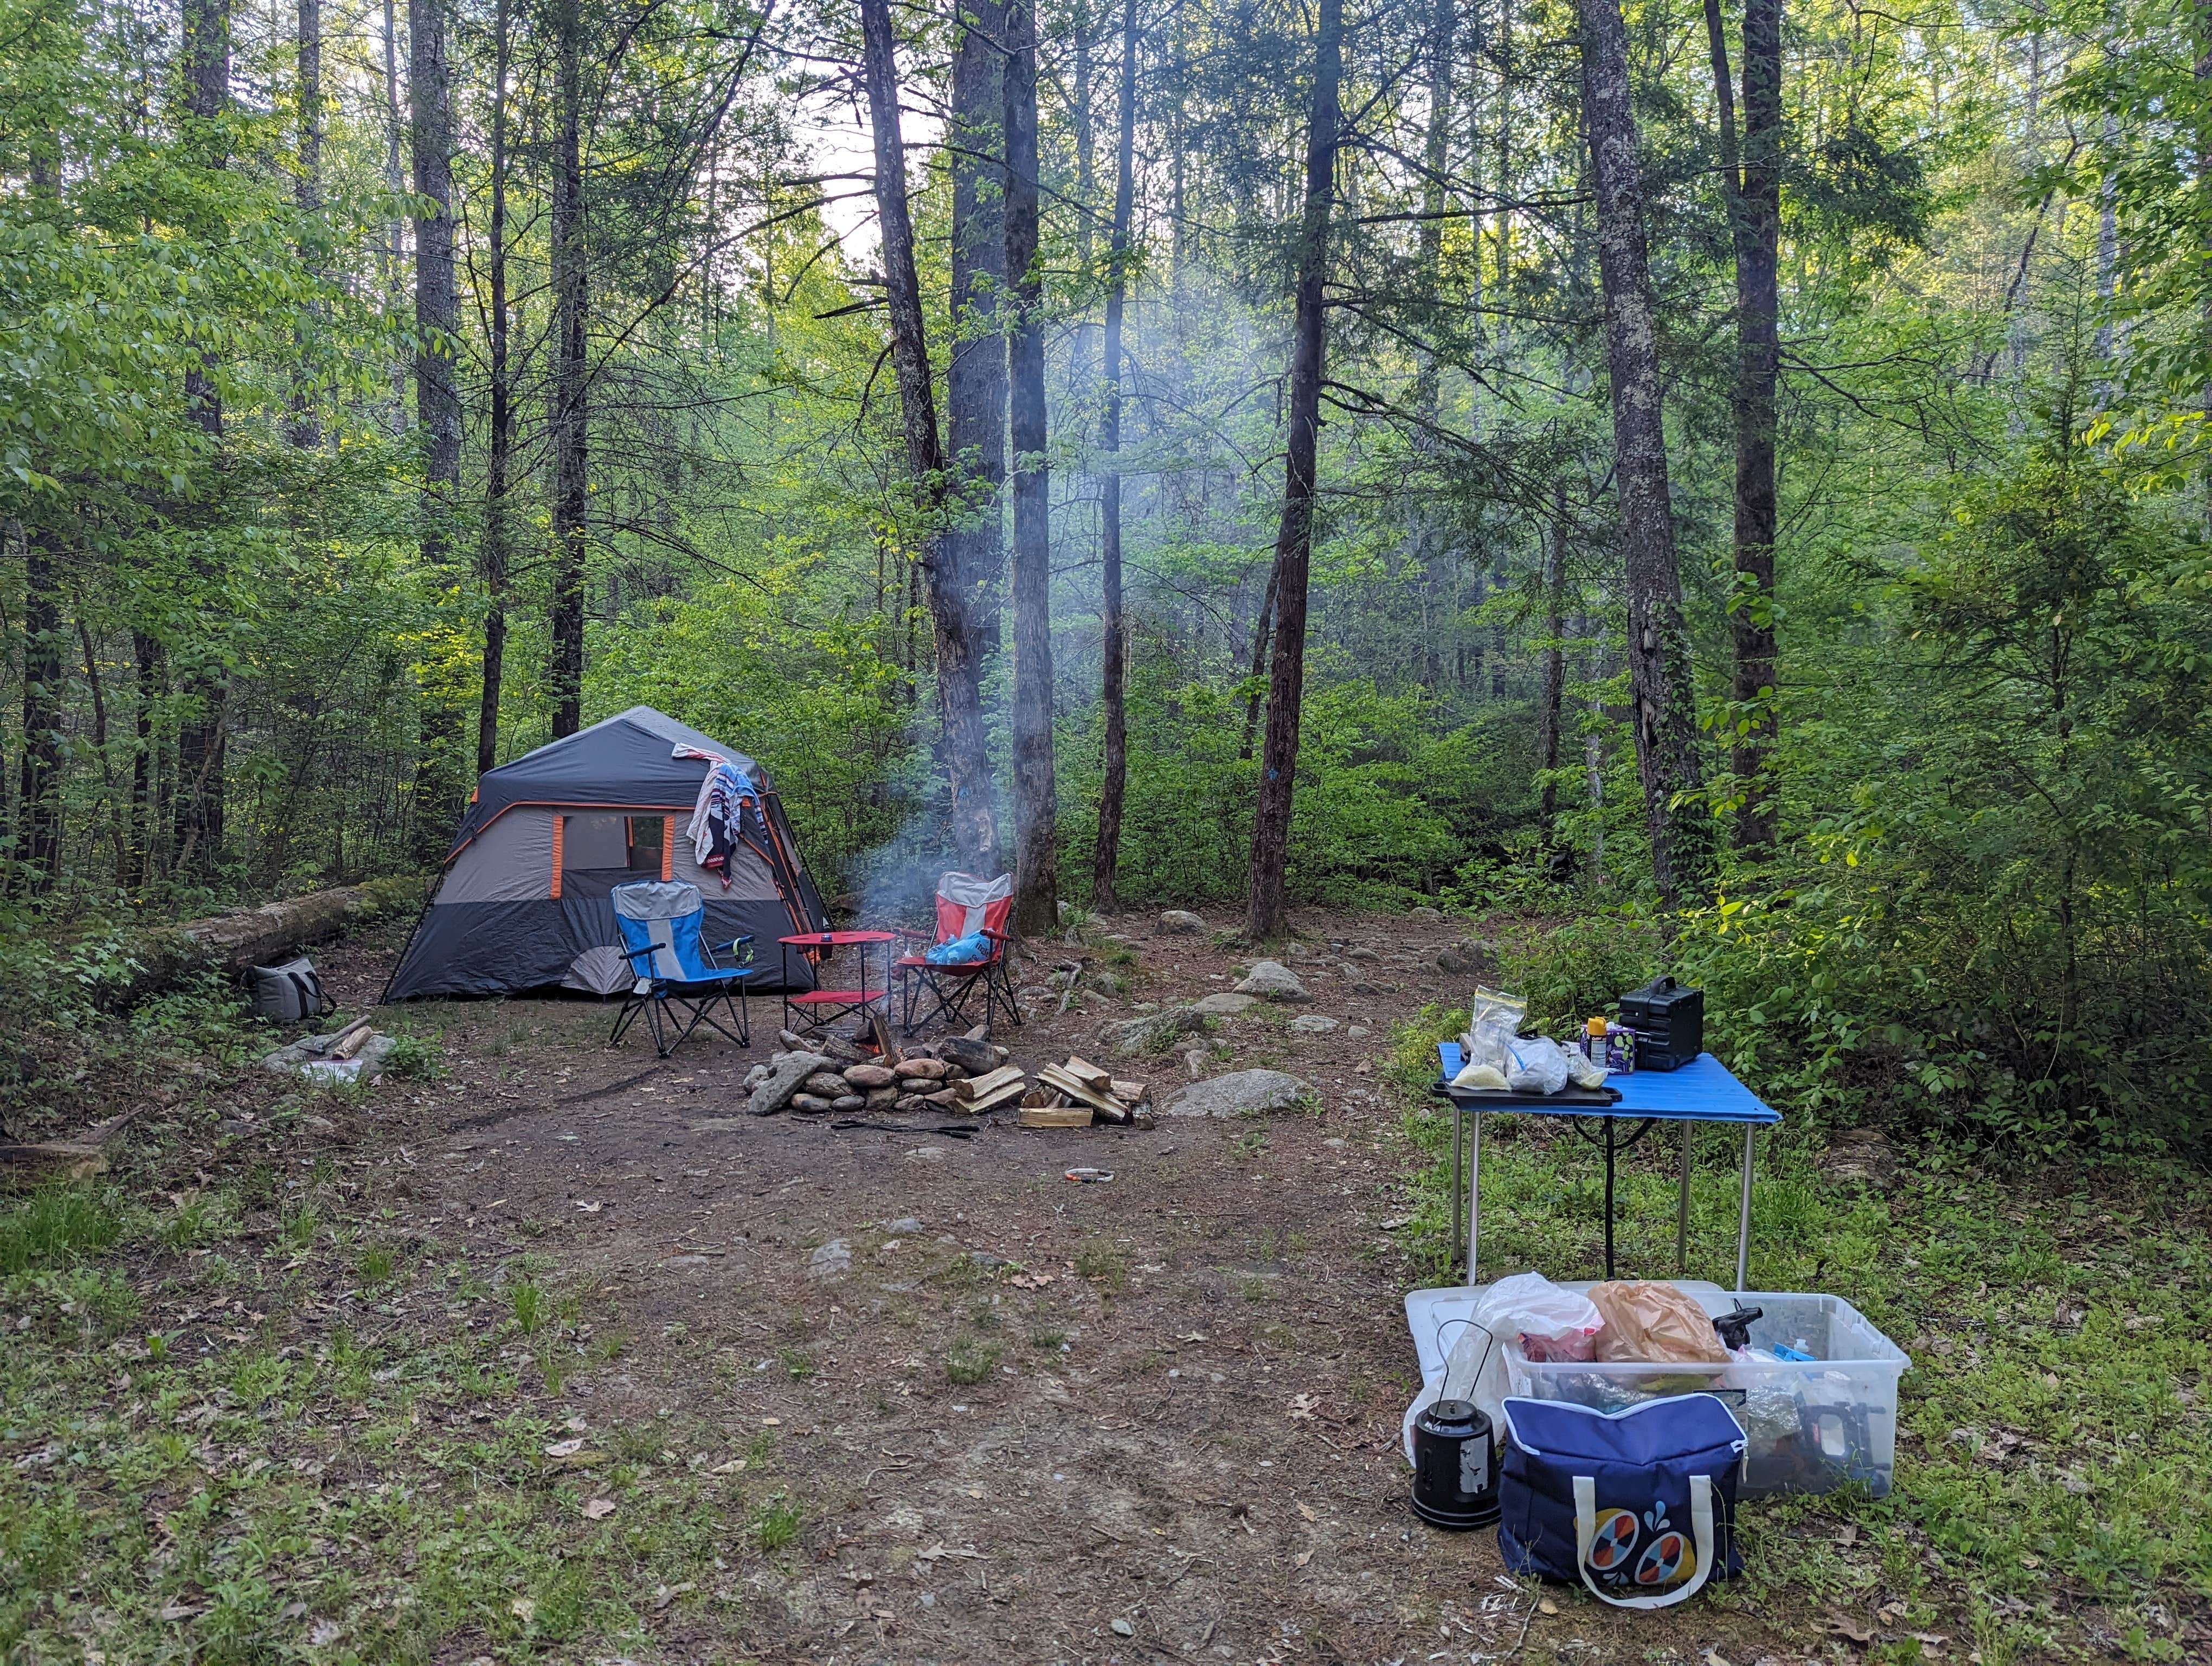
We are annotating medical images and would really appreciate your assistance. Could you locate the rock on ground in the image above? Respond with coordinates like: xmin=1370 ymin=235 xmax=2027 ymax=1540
xmin=747 ymin=1052 xmax=831 ymax=1116
xmin=1159 ymin=910 xmax=1206 ymax=934
xmin=1099 ymin=1005 xmax=1209 ymax=1058
xmin=1233 ymin=960 xmax=1310 ymax=1002
xmin=1162 ymin=1069 xmax=1314 ymax=1119
xmin=789 ymin=1093 xmax=834 ymax=1114
xmin=807 ymin=1239 xmax=851 ymax=1279
xmin=1192 ymin=991 xmax=1256 ymax=1015
xmin=802 ymin=1071 xmax=849 ymax=1097
xmin=1287 ymin=1014 xmax=1339 ymax=1035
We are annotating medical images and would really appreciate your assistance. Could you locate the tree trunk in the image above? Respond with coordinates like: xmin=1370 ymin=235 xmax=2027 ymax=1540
xmin=1244 ymin=0 xmax=1343 ymax=940
xmin=1411 ymin=0 xmax=1455 ymax=688
xmin=410 ymin=0 xmax=465 ymax=860
xmin=1006 ymin=0 xmax=1058 ymax=935
xmin=16 ymin=529 xmax=65 ymax=894
xmin=288 ymin=0 xmax=321 ymax=448
xmin=947 ymin=0 xmax=1007 ymax=635
xmin=1535 ymin=492 xmax=1565 ymax=844
xmin=130 ymin=632 xmax=163 ymax=889
xmin=1578 ymin=0 xmax=1708 ymax=906
xmin=860 ymin=0 xmax=999 ymax=869
xmin=1238 ymin=559 xmax=1278 ymax=761
xmin=1714 ymin=0 xmax=1780 ymax=854
xmin=177 ymin=0 xmax=229 ymax=881
xmin=548 ymin=0 xmax=588 ymax=739
xmin=1090 ymin=0 xmax=1139 ymax=914
xmin=478 ymin=0 xmax=512 ymax=777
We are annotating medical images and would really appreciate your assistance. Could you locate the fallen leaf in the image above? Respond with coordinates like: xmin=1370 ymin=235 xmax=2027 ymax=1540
xmin=159 ymin=1603 xmax=202 ymax=1622
xmin=543 ymin=1438 xmax=585 ymax=1458
xmin=1911 ymin=1635 xmax=1949 ymax=1648
xmin=1824 ymin=1613 xmax=1875 ymax=1643
xmin=1703 ymin=1651 xmax=1735 ymax=1666
xmin=1287 ymin=1393 xmax=1321 ymax=1421
xmin=1293 ymin=1549 xmax=1313 ymax=1568
xmin=761 ymin=1416 xmax=782 ymax=1426
xmin=710 ymin=1458 xmax=749 ymax=1475
xmin=308 ymin=1618 xmax=342 ymax=1646
xmin=652 ymin=1581 xmax=696 ymax=1611
xmin=510 ymin=1598 xmax=537 ymax=1623
xmin=1835 ymin=1523 xmax=1858 ymax=1546
xmin=582 ymin=1497 xmax=616 ymax=1520
xmin=1177 ymin=1331 xmax=1209 ymax=1343
xmin=1296 ymin=1501 xmax=1317 ymax=1523
xmin=574 ymin=1201 xmax=603 ymax=1213
xmin=1537 ymin=1598 xmax=1559 ymax=1616
xmin=563 ymin=1415 xmax=588 ymax=1432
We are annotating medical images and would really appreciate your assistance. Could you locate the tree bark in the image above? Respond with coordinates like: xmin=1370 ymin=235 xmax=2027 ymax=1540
xmin=1090 ymin=0 xmax=1139 ymax=914
xmin=16 ymin=529 xmax=65 ymax=894
xmin=410 ymin=0 xmax=466 ymax=858
xmin=548 ymin=0 xmax=589 ymax=738
xmin=1578 ymin=0 xmax=1709 ymax=906
xmin=1713 ymin=0 xmax=1780 ymax=854
xmin=479 ymin=0 xmax=513 ymax=777
xmin=1244 ymin=0 xmax=1343 ymax=940
xmin=176 ymin=0 xmax=229 ymax=880
xmin=1535 ymin=490 xmax=1565 ymax=847
xmin=1411 ymin=0 xmax=1455 ymax=688
xmin=288 ymin=0 xmax=321 ymax=448
xmin=1007 ymin=0 xmax=1058 ymax=935
xmin=860 ymin=0 xmax=999 ymax=870
xmin=947 ymin=0 xmax=1007 ymax=635
xmin=130 ymin=632 xmax=163 ymax=889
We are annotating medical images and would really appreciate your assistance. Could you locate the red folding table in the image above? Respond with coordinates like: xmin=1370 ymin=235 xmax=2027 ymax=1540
xmin=777 ymin=930 xmax=896 ymax=1033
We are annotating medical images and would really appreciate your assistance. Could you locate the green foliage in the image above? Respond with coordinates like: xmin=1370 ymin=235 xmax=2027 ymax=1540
xmin=379 ymin=1034 xmax=443 ymax=1082
xmin=0 ymin=1184 xmax=123 ymax=1274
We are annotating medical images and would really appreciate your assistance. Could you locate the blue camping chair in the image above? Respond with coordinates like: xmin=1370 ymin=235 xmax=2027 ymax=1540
xmin=608 ymin=880 xmax=756 ymax=1058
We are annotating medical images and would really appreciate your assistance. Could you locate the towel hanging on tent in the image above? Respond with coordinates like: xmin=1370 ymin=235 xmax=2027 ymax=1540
xmin=673 ymin=744 xmax=759 ymax=885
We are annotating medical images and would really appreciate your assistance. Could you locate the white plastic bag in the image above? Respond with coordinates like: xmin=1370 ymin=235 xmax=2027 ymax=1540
xmin=1504 ymin=1035 xmax=1571 ymax=1095
xmin=1442 ymin=1272 xmax=1605 ymax=1427
xmin=1462 ymin=986 xmax=1526 ymax=1074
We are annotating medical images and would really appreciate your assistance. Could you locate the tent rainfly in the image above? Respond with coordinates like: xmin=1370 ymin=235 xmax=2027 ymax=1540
xmin=383 ymin=707 xmax=828 ymax=1001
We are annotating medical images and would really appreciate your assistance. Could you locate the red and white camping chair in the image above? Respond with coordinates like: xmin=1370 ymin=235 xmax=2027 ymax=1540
xmin=892 ymin=872 xmax=1021 ymax=1036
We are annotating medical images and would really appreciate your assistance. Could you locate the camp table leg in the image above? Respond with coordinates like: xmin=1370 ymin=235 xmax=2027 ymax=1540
xmin=1735 ymin=1123 xmax=1756 ymax=1293
xmin=1467 ymin=1109 xmax=1481 ymax=1285
xmin=1449 ymin=1110 xmax=1464 ymax=1273
xmin=1676 ymin=1121 xmax=1694 ymax=1274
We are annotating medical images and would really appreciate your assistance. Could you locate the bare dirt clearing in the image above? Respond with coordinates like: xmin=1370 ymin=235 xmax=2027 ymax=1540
xmin=251 ymin=907 xmax=1807 ymax=1663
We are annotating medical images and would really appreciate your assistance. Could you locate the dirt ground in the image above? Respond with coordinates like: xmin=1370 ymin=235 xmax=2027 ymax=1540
xmin=242 ymin=905 xmax=1823 ymax=1666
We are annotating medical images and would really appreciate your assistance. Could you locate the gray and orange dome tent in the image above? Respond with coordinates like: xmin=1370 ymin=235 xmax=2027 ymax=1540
xmin=383 ymin=707 xmax=828 ymax=1001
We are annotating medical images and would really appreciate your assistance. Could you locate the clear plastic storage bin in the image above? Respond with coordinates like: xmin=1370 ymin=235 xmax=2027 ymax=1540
xmin=1503 ymin=1289 xmax=1909 ymax=1497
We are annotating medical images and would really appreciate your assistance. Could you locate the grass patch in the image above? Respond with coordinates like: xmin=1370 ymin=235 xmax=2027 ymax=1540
xmin=754 ymin=1493 xmax=803 ymax=1553
xmin=1073 ymin=1243 xmax=1129 ymax=1289
xmin=0 ymin=1184 xmax=123 ymax=1273
xmin=943 ymin=1338 xmax=1002 ymax=1385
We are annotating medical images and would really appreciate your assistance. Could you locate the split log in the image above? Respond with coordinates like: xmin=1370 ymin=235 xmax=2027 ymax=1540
xmin=1039 ymin=1063 xmax=1133 ymax=1124
xmin=1063 ymin=1056 xmax=1112 ymax=1092
xmin=963 ymin=1078 xmax=1030 ymax=1114
xmin=1018 ymin=1104 xmax=1093 ymax=1128
xmin=954 ymin=1065 xmax=1024 ymax=1103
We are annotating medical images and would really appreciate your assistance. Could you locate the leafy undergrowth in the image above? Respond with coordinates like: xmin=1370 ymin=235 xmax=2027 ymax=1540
xmin=1386 ymin=1007 xmax=2212 ymax=1662
xmin=0 ymin=1177 xmax=799 ymax=1664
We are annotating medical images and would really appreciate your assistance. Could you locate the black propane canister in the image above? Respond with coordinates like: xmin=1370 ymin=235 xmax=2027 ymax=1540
xmin=1410 ymin=1398 xmax=1500 ymax=1529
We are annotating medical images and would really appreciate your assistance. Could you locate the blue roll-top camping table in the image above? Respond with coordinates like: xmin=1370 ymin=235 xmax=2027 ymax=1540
xmin=1432 ymin=1044 xmax=1780 ymax=1291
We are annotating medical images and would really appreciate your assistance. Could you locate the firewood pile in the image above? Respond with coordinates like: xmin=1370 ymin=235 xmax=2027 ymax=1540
xmin=1017 ymin=1056 xmax=1154 ymax=1129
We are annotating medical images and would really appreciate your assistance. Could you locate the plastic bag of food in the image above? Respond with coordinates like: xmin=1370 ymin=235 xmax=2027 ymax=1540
xmin=1587 ymin=1280 xmax=1731 ymax=1366
xmin=1442 ymin=1272 xmax=1606 ymax=1426
xmin=1462 ymin=986 xmax=1526 ymax=1074
xmin=1450 ymin=1061 xmax=1509 ymax=1090
xmin=1503 ymin=1035 xmax=1570 ymax=1095
xmin=1562 ymin=1045 xmax=1610 ymax=1090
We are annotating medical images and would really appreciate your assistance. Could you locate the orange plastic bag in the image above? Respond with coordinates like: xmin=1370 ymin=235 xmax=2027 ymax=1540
xmin=1586 ymin=1281 xmax=1731 ymax=1366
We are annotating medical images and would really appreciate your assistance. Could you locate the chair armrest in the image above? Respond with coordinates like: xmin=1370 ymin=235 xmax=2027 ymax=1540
xmin=981 ymin=927 xmax=1011 ymax=944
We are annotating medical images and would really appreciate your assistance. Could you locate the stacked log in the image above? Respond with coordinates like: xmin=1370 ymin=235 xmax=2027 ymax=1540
xmin=1017 ymin=1056 xmax=1153 ymax=1128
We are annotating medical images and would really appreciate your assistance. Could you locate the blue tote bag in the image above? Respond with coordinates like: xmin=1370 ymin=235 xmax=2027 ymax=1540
xmin=1499 ymin=1394 xmax=1747 ymax=1609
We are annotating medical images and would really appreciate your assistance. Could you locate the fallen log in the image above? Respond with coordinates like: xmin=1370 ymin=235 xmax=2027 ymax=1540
xmin=166 ymin=885 xmax=392 ymax=974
